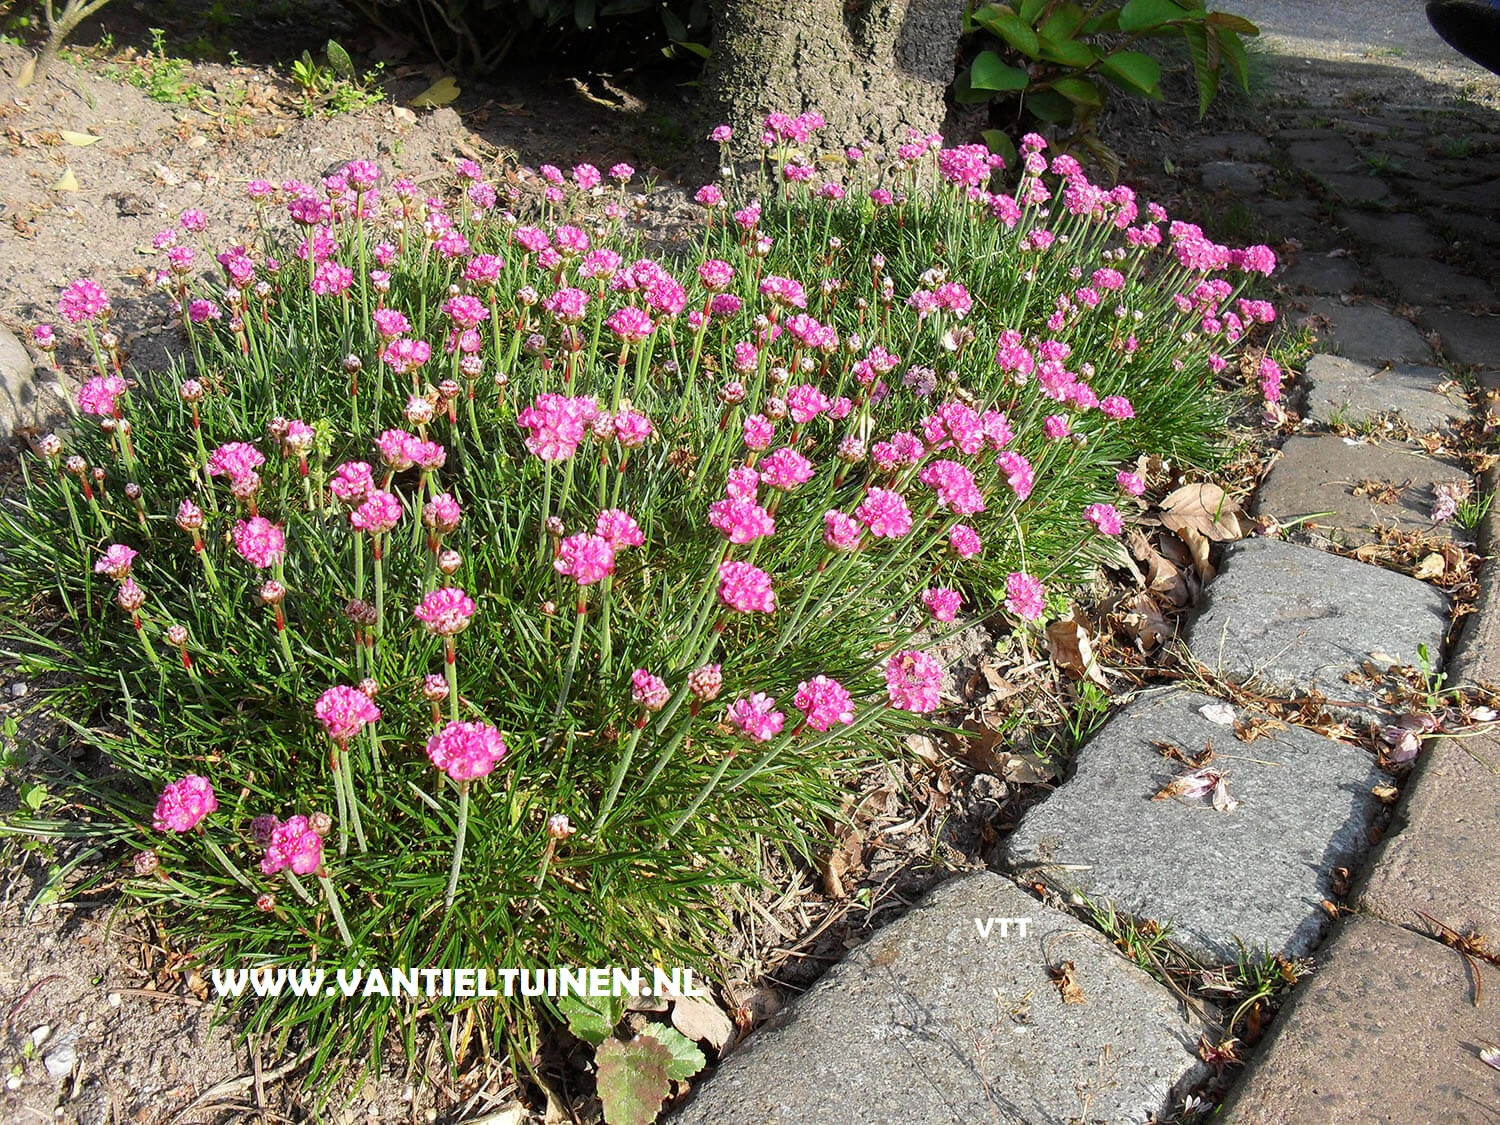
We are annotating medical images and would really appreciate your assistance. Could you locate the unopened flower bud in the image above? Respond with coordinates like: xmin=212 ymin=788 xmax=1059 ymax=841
xmin=516 ymin=285 xmax=539 ymax=307
xmin=438 ymin=379 xmax=460 ymax=401
xmin=133 ymin=850 xmax=159 ymax=876
xmin=64 ymin=455 xmax=86 ymax=476
xmin=687 ymin=663 xmax=722 ymax=702
xmin=309 ymin=811 xmax=333 ymax=836
xmin=764 ymin=396 xmax=788 ymax=420
xmin=125 ymin=482 xmax=142 ymax=500
xmin=99 ymin=416 xmax=117 ymax=434
xmin=404 ymin=395 xmax=435 ymax=425
xmin=437 ymin=549 xmax=462 ymax=574
xmin=768 ymin=366 xmax=790 ymax=386
xmin=358 ymin=677 xmax=379 ymax=698
xmin=545 ymin=516 xmax=565 ymax=537
xmin=179 ymin=379 xmax=204 ymax=402
xmin=421 ymin=674 xmax=449 ymax=702
xmin=35 ymin=433 xmax=61 ymax=457
xmin=165 ymin=624 xmax=188 ymax=646
xmin=459 ymin=354 xmax=483 ymax=378
xmin=345 ymin=598 xmax=377 ymax=626
xmin=259 ymin=580 xmax=286 ymax=605
xmin=255 ymin=892 xmax=276 ymax=912
xmin=546 ymin=814 xmax=575 ymax=840
xmin=719 ymin=380 xmax=746 ymax=405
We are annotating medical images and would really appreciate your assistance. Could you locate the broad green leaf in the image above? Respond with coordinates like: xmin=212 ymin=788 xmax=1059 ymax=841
xmin=1018 ymin=0 xmax=1049 ymax=22
xmin=1206 ymin=10 xmax=1259 ymax=35
xmin=601 ymin=0 xmax=651 ymax=12
xmin=1099 ymin=50 xmax=1163 ymax=97
xmin=596 ymin=1035 xmax=672 ymax=1125
xmin=59 ymin=130 xmax=100 ymax=146
xmin=953 ymin=71 xmax=995 ymax=104
xmin=1181 ymin=22 xmax=1220 ymax=117
xmin=672 ymin=40 xmax=711 ymax=59
xmin=1217 ymin=25 xmax=1251 ymax=91
xmin=409 ymin=76 xmax=460 ymax=108
xmin=1118 ymin=0 xmax=1190 ymax=31
xmin=981 ymin=129 xmax=1019 ymax=168
xmin=973 ymin=6 xmax=1040 ymax=55
xmin=661 ymin=7 xmax=688 ymax=41
xmin=1035 ymin=33 xmax=1096 ymax=68
xmin=325 ymin=39 xmax=355 ymax=79
xmin=1052 ymin=75 xmax=1103 ymax=106
xmin=1025 ymin=88 xmax=1076 ymax=125
xmin=574 ymin=0 xmax=597 ymax=28
xmin=1039 ymin=1 xmax=1088 ymax=40
xmin=969 ymin=50 xmax=1030 ymax=91
xmin=556 ymin=992 xmax=624 ymax=1045
xmin=640 ymin=1024 xmax=707 ymax=1080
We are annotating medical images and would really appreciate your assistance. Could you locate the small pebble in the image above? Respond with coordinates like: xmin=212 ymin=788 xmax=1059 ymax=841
xmin=30 ymin=1025 xmax=50 ymax=1048
xmin=42 ymin=1036 xmax=76 ymax=1080
xmin=9 ymin=680 xmax=27 ymax=698
xmin=5 ymin=1074 xmax=21 ymax=1090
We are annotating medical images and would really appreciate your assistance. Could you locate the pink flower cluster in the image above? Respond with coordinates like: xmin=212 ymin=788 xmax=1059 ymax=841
xmin=231 ymin=516 xmax=285 ymax=569
xmin=153 ymin=774 xmax=217 ymax=832
xmin=77 ymin=375 xmax=127 ymax=417
xmin=518 ymin=394 xmax=599 ymax=461
xmin=315 ymin=684 xmax=381 ymax=745
xmin=261 ymin=815 xmax=323 ymax=876
xmin=794 ymin=676 xmax=854 ymax=732
xmin=425 ymin=720 xmax=508 ymax=782
xmin=728 ymin=694 xmax=785 ymax=741
xmin=415 ymin=587 xmax=476 ymax=635
xmin=554 ymin=533 xmax=614 ymax=586
xmin=718 ymin=560 xmax=774 ymax=613
xmin=884 ymin=650 xmax=943 ymax=713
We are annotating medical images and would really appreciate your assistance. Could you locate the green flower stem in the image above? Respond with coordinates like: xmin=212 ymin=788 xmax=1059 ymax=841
xmin=728 ymin=701 xmax=888 ymax=794
xmin=315 ymin=869 xmax=355 ymax=949
xmin=330 ymin=745 xmax=349 ymax=857
xmin=200 ymin=832 xmax=256 ymax=892
xmin=341 ymin=737 xmax=367 ymax=854
xmin=372 ymin=537 xmax=386 ymax=643
xmin=443 ymin=779 xmax=471 ymax=911
xmin=666 ymin=749 xmax=736 ymax=839
xmin=552 ymin=594 xmax=588 ymax=726
xmin=283 ymin=870 xmax=316 ymax=905
xmin=445 ymin=638 xmax=460 ymax=724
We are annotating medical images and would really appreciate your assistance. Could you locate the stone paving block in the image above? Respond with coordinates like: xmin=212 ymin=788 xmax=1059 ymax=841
xmin=1373 ymin=255 xmax=1496 ymax=308
xmin=1253 ymin=436 xmax=1472 ymax=546
xmin=1451 ymin=462 xmax=1500 ymax=685
xmin=1428 ymin=175 xmax=1500 ymax=213
xmin=1319 ymin=173 xmax=1391 ymax=203
xmin=670 ymin=872 xmax=1208 ymax=1125
xmin=1278 ymin=254 xmax=1363 ymax=295
xmin=1336 ymin=209 xmax=1441 ymax=255
xmin=1201 ymin=161 xmax=1266 ymax=195
xmin=1303 ymin=297 xmax=1435 ymax=364
xmin=1219 ymin=916 xmax=1500 ymax=1124
xmin=1301 ymin=354 xmax=1468 ymax=432
xmin=1422 ymin=308 xmax=1500 ymax=367
xmin=1287 ymin=136 xmax=1358 ymax=174
xmin=1004 ymin=689 xmax=1391 ymax=964
xmin=1184 ymin=537 xmax=1449 ymax=724
xmin=1354 ymin=732 xmax=1500 ymax=940
xmin=1181 ymin=132 xmax=1273 ymax=161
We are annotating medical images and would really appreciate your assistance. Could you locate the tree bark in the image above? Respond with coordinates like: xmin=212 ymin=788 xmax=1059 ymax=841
xmin=700 ymin=0 xmax=966 ymax=164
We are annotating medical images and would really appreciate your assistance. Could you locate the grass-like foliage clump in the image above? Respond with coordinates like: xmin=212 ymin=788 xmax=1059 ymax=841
xmin=0 ymin=115 xmax=1281 ymax=1084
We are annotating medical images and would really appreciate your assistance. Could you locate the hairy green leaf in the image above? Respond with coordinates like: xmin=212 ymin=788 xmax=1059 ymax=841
xmin=596 ymin=1035 xmax=673 ymax=1125
xmin=640 ymin=1023 xmax=707 ymax=1080
xmin=972 ymin=4 xmax=1040 ymax=55
xmin=557 ymin=992 xmax=624 ymax=1045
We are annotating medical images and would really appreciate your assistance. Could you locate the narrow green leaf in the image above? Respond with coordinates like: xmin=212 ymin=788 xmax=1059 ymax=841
xmin=1217 ymin=25 xmax=1251 ymax=91
xmin=1181 ymin=22 xmax=1221 ymax=117
xmin=672 ymin=40 xmax=711 ymax=59
xmin=969 ymin=49 xmax=1030 ymax=91
xmin=972 ymin=6 xmax=1040 ymax=55
xmin=1099 ymin=49 xmax=1163 ymax=97
xmin=661 ymin=7 xmax=687 ymax=40
xmin=1118 ymin=0 xmax=1190 ymax=31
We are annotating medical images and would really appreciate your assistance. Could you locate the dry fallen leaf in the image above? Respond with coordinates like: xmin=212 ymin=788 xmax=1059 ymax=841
xmin=16 ymin=52 xmax=36 ymax=89
xmin=52 ymin=167 xmax=79 ymax=192
xmin=59 ymin=130 xmax=99 ymax=146
xmin=1479 ymin=1042 xmax=1500 ymax=1071
xmin=669 ymin=995 xmax=733 ymax=1053
xmin=1046 ymin=617 xmax=1109 ymax=687
xmin=1049 ymin=960 xmax=1085 ymax=1004
xmin=1198 ymin=702 xmax=1236 ymax=725
xmin=1160 ymin=482 xmax=1244 ymax=541
xmin=1412 ymin=553 xmax=1446 ymax=580
xmin=410 ymin=76 xmax=460 ymax=107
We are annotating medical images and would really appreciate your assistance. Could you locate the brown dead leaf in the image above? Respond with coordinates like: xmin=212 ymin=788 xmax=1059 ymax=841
xmin=1049 ymin=961 xmax=1085 ymax=1004
xmin=1160 ymin=482 xmax=1244 ymax=541
xmin=670 ymin=995 xmax=734 ymax=1053
xmin=1371 ymin=783 xmax=1400 ymax=803
xmin=1178 ymin=523 xmax=1215 ymax=582
xmin=957 ymin=721 xmax=1057 ymax=784
xmin=1045 ymin=617 xmax=1109 ymax=687
xmin=1412 ymin=553 xmax=1446 ymax=580
xmin=903 ymin=733 xmax=942 ymax=768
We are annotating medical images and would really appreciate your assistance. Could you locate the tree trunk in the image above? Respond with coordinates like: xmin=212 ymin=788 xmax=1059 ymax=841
xmin=700 ymin=0 xmax=966 ymax=164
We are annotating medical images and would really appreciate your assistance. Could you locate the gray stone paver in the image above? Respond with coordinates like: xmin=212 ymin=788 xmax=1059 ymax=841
xmin=1301 ymin=354 xmax=1468 ymax=432
xmin=1184 ymin=537 xmax=1449 ymax=723
xmin=1354 ymin=731 xmax=1500 ymax=940
xmin=1218 ymin=916 xmax=1500 ymax=1125
xmin=1372 ymin=255 xmax=1496 ymax=307
xmin=1253 ymin=435 xmax=1472 ymax=547
xmin=670 ymin=872 xmax=1208 ymax=1125
xmin=1201 ymin=161 xmax=1265 ymax=195
xmin=1336 ymin=209 xmax=1442 ymax=255
xmin=1279 ymin=253 xmax=1363 ymax=295
xmin=1303 ymin=297 xmax=1436 ymax=364
xmin=1286 ymin=136 xmax=1358 ymax=174
xmin=1319 ymin=172 xmax=1391 ymax=203
xmin=1004 ymin=689 xmax=1392 ymax=964
xmin=1421 ymin=308 xmax=1500 ymax=367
